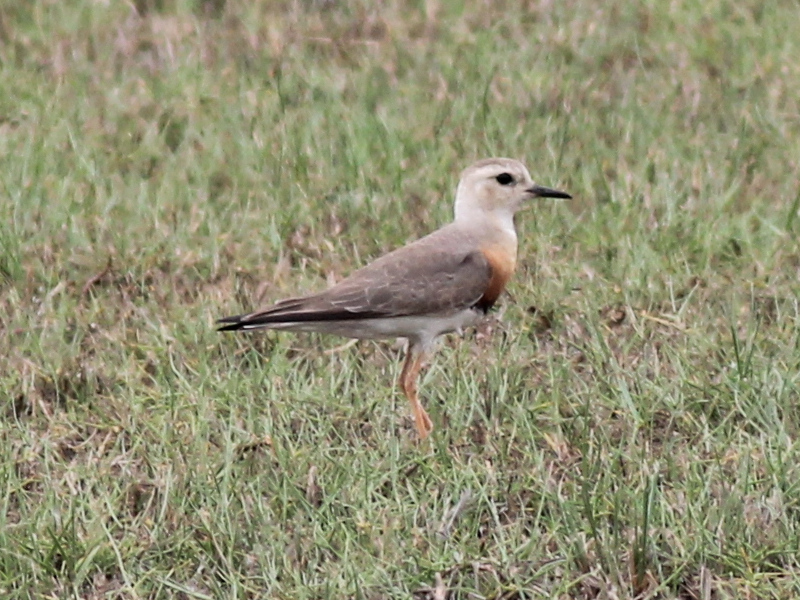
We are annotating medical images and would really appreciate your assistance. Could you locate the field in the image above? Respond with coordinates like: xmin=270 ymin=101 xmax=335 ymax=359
xmin=2 ymin=1 xmax=800 ymax=598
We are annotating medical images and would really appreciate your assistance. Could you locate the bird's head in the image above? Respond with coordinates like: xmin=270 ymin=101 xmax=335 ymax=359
xmin=454 ymin=158 xmax=571 ymax=224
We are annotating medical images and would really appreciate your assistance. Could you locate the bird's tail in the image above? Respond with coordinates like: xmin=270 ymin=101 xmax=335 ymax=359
xmin=217 ymin=297 xmax=311 ymax=331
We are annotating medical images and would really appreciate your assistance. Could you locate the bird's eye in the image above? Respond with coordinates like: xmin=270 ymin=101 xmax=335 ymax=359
xmin=495 ymin=173 xmax=514 ymax=185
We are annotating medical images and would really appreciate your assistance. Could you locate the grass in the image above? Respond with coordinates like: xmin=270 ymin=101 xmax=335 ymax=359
xmin=2 ymin=0 xmax=800 ymax=597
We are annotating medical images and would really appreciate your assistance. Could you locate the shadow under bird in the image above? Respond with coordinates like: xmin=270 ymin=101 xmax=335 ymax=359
xmin=218 ymin=158 xmax=571 ymax=439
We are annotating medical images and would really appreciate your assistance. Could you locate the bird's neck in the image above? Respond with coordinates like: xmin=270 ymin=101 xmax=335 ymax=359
xmin=455 ymin=208 xmax=518 ymax=248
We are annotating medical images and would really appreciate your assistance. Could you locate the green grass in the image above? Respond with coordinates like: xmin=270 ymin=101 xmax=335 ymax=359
xmin=2 ymin=0 xmax=800 ymax=597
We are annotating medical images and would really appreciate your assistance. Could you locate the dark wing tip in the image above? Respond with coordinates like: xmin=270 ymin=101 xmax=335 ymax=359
xmin=217 ymin=314 xmax=247 ymax=332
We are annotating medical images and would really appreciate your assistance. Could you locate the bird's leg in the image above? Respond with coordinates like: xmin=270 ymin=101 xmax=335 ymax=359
xmin=399 ymin=345 xmax=432 ymax=439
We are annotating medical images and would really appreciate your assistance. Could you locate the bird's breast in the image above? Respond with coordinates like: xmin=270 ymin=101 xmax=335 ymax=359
xmin=476 ymin=242 xmax=517 ymax=312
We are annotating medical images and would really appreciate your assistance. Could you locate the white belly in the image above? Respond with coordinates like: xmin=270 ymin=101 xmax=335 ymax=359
xmin=268 ymin=308 xmax=483 ymax=345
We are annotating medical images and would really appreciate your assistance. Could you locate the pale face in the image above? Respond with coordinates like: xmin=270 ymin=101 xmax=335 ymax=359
xmin=454 ymin=158 xmax=570 ymax=224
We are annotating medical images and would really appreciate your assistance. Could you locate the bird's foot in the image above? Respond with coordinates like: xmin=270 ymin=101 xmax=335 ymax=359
xmin=414 ymin=405 xmax=434 ymax=440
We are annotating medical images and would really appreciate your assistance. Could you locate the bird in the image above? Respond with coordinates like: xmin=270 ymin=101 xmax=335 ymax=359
xmin=218 ymin=158 xmax=571 ymax=439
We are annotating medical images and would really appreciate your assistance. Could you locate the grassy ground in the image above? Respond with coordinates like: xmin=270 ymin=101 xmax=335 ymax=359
xmin=2 ymin=0 xmax=800 ymax=597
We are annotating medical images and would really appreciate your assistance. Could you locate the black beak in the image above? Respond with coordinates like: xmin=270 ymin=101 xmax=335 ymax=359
xmin=528 ymin=184 xmax=572 ymax=199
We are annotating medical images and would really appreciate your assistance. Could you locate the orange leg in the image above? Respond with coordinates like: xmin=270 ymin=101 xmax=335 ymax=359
xmin=399 ymin=344 xmax=432 ymax=439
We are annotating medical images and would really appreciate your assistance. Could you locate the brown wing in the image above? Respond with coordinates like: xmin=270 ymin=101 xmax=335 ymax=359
xmin=218 ymin=227 xmax=493 ymax=330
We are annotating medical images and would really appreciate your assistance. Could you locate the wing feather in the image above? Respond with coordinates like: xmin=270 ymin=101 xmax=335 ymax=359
xmin=218 ymin=226 xmax=493 ymax=330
